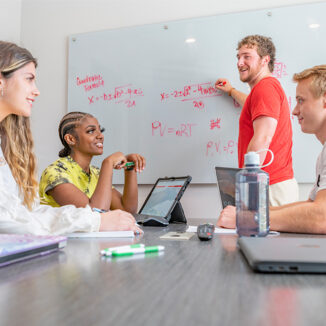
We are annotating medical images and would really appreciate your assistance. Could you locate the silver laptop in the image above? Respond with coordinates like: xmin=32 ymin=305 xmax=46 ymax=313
xmin=239 ymin=237 xmax=326 ymax=273
xmin=215 ymin=167 xmax=240 ymax=208
xmin=0 ymin=234 xmax=67 ymax=267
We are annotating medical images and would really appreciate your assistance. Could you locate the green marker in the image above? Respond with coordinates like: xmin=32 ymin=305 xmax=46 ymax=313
xmin=111 ymin=245 xmax=165 ymax=257
xmin=125 ymin=162 xmax=135 ymax=170
xmin=100 ymin=244 xmax=144 ymax=256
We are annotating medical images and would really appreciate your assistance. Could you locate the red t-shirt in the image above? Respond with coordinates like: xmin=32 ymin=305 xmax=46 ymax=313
xmin=238 ymin=77 xmax=294 ymax=185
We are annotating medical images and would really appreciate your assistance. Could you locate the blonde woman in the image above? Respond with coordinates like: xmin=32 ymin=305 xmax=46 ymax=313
xmin=0 ymin=41 xmax=141 ymax=235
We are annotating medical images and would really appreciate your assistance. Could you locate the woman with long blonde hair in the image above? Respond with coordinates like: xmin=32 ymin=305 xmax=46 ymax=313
xmin=0 ymin=41 xmax=141 ymax=235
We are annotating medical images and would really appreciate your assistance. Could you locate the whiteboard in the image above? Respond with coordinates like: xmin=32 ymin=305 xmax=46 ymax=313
xmin=68 ymin=2 xmax=326 ymax=184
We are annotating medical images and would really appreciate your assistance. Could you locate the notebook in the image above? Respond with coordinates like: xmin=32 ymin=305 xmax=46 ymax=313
xmin=215 ymin=166 xmax=240 ymax=208
xmin=239 ymin=237 xmax=326 ymax=273
xmin=134 ymin=176 xmax=192 ymax=226
xmin=66 ymin=231 xmax=134 ymax=238
xmin=0 ymin=234 xmax=67 ymax=267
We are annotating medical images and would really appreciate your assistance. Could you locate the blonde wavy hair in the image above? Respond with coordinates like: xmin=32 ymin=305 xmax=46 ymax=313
xmin=293 ymin=65 xmax=326 ymax=99
xmin=0 ymin=41 xmax=38 ymax=210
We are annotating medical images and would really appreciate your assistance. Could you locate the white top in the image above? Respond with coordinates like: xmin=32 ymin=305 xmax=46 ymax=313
xmin=0 ymin=144 xmax=101 ymax=235
xmin=309 ymin=142 xmax=326 ymax=201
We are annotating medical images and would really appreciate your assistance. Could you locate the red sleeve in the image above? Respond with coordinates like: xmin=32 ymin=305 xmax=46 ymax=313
xmin=250 ymin=79 xmax=282 ymax=122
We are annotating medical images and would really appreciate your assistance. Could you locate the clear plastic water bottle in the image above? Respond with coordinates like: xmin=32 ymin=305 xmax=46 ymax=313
xmin=236 ymin=151 xmax=269 ymax=237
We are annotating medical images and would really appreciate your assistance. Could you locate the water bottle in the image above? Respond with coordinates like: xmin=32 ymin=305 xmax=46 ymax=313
xmin=236 ymin=151 xmax=269 ymax=237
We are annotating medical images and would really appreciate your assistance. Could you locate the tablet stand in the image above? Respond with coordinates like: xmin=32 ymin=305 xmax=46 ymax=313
xmin=168 ymin=202 xmax=187 ymax=224
xmin=142 ymin=202 xmax=187 ymax=226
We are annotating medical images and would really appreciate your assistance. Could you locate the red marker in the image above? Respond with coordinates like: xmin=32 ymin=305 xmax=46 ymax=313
xmin=217 ymin=81 xmax=226 ymax=86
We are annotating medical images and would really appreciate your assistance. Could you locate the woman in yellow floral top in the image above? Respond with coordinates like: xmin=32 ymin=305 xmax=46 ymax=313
xmin=39 ymin=111 xmax=146 ymax=213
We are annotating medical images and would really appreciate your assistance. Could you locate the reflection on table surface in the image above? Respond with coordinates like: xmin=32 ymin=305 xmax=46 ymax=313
xmin=1 ymin=221 xmax=326 ymax=326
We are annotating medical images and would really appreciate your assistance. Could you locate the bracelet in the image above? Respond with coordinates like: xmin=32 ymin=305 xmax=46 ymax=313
xmin=228 ymin=87 xmax=235 ymax=97
xmin=92 ymin=207 xmax=108 ymax=213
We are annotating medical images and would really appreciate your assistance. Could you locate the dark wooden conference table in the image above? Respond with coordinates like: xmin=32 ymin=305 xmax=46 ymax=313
xmin=1 ymin=219 xmax=326 ymax=326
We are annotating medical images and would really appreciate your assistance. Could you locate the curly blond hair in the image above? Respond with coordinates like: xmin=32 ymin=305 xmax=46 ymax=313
xmin=293 ymin=65 xmax=326 ymax=99
xmin=237 ymin=35 xmax=276 ymax=73
xmin=0 ymin=41 xmax=38 ymax=210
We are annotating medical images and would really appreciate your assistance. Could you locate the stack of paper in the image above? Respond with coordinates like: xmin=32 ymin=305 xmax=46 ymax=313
xmin=66 ymin=231 xmax=135 ymax=238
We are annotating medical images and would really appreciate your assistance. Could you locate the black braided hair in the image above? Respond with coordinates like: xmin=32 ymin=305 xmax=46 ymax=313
xmin=58 ymin=111 xmax=93 ymax=157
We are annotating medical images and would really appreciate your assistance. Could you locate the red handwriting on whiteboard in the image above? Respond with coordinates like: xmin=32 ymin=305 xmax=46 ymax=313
xmin=77 ymin=74 xmax=104 ymax=92
xmin=233 ymin=99 xmax=240 ymax=108
xmin=206 ymin=140 xmax=237 ymax=156
xmin=160 ymin=82 xmax=223 ymax=109
xmin=272 ymin=62 xmax=288 ymax=79
xmin=287 ymin=96 xmax=295 ymax=121
xmin=193 ymin=101 xmax=205 ymax=110
xmin=87 ymin=84 xmax=143 ymax=108
xmin=288 ymin=95 xmax=291 ymax=109
xmin=152 ymin=121 xmax=197 ymax=137
xmin=210 ymin=118 xmax=221 ymax=130
xmin=161 ymin=92 xmax=169 ymax=101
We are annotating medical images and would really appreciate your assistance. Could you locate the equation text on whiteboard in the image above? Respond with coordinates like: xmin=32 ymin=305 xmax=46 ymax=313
xmin=152 ymin=121 xmax=197 ymax=137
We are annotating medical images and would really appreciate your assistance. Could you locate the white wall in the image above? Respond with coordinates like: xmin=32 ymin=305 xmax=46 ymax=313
xmin=19 ymin=0 xmax=320 ymax=221
xmin=0 ymin=0 xmax=21 ymax=43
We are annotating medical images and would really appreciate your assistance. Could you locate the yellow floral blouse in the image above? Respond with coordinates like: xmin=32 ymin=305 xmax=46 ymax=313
xmin=39 ymin=156 xmax=100 ymax=207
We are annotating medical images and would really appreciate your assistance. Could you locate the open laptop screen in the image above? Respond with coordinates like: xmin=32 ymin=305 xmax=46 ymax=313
xmin=215 ymin=167 xmax=240 ymax=208
xmin=139 ymin=177 xmax=190 ymax=217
